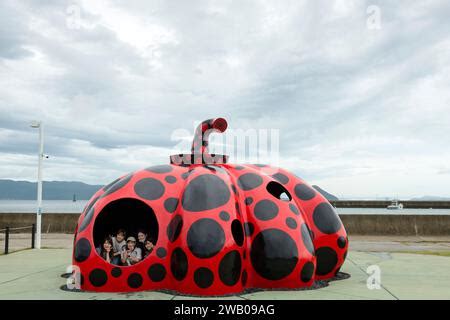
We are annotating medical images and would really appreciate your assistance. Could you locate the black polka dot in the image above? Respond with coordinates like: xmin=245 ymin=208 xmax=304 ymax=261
xmin=289 ymin=203 xmax=300 ymax=215
xmin=165 ymin=175 xmax=177 ymax=184
xmin=134 ymin=178 xmax=165 ymax=200
xmin=146 ymin=165 xmax=173 ymax=173
xmin=181 ymin=172 xmax=190 ymax=180
xmin=313 ymin=202 xmax=342 ymax=234
xmin=219 ymin=211 xmax=230 ymax=221
xmin=111 ymin=267 xmax=122 ymax=278
xmin=171 ymin=248 xmax=188 ymax=281
xmin=182 ymin=174 xmax=230 ymax=212
xmin=337 ymin=236 xmax=347 ymax=249
xmin=89 ymin=269 xmax=107 ymax=287
xmin=250 ymin=229 xmax=298 ymax=280
xmin=241 ymin=270 xmax=248 ymax=286
xmin=234 ymin=165 xmax=245 ymax=170
xmin=272 ymin=172 xmax=289 ymax=184
xmin=245 ymin=197 xmax=253 ymax=205
xmin=219 ymin=250 xmax=242 ymax=286
xmin=164 ymin=198 xmax=179 ymax=213
xmin=300 ymin=262 xmax=314 ymax=283
xmin=244 ymin=222 xmax=254 ymax=237
xmin=235 ymin=202 xmax=241 ymax=215
xmin=254 ymin=199 xmax=279 ymax=221
xmin=127 ymin=273 xmax=143 ymax=289
xmin=315 ymin=247 xmax=338 ymax=276
xmin=148 ymin=264 xmax=166 ymax=282
xmin=103 ymin=174 xmax=133 ymax=196
xmin=103 ymin=178 xmax=120 ymax=191
xmin=167 ymin=215 xmax=183 ymax=243
xmin=187 ymin=218 xmax=225 ymax=258
xmin=253 ymin=164 xmax=267 ymax=167
xmin=83 ymin=196 xmax=99 ymax=216
xmin=74 ymin=238 xmax=91 ymax=262
xmin=237 ymin=173 xmax=263 ymax=191
xmin=78 ymin=206 xmax=95 ymax=232
xmin=301 ymin=224 xmax=315 ymax=255
xmin=194 ymin=267 xmax=214 ymax=289
xmin=231 ymin=184 xmax=237 ymax=194
xmin=294 ymin=183 xmax=316 ymax=200
xmin=286 ymin=217 xmax=297 ymax=229
xmin=231 ymin=220 xmax=244 ymax=246
xmin=156 ymin=247 xmax=167 ymax=258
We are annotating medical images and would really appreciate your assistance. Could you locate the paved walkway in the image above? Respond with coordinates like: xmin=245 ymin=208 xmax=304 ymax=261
xmin=0 ymin=248 xmax=449 ymax=300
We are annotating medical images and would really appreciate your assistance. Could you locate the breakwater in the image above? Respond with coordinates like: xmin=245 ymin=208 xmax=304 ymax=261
xmin=331 ymin=200 xmax=450 ymax=209
xmin=1 ymin=213 xmax=449 ymax=235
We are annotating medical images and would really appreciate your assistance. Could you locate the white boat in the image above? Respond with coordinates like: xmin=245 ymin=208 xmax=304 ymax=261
xmin=387 ymin=199 xmax=403 ymax=210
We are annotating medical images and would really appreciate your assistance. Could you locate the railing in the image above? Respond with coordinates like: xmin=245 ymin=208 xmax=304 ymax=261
xmin=0 ymin=224 xmax=35 ymax=255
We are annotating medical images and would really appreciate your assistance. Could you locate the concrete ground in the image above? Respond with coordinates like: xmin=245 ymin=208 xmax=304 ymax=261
xmin=0 ymin=235 xmax=449 ymax=300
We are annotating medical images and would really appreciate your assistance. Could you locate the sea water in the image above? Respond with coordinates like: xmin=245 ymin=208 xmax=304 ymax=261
xmin=0 ymin=200 xmax=449 ymax=215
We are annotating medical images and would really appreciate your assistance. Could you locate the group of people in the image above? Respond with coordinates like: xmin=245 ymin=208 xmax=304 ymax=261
xmin=96 ymin=229 xmax=155 ymax=266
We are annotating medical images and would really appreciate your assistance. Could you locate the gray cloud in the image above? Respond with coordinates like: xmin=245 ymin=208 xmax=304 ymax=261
xmin=1 ymin=0 xmax=450 ymax=198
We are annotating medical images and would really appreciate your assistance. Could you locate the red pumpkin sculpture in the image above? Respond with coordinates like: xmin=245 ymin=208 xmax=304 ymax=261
xmin=72 ymin=118 xmax=348 ymax=295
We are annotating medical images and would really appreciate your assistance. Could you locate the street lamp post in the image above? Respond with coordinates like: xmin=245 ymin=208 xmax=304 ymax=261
xmin=30 ymin=121 xmax=43 ymax=249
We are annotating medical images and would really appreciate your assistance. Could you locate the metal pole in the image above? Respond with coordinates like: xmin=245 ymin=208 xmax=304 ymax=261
xmin=5 ymin=227 xmax=9 ymax=255
xmin=31 ymin=224 xmax=36 ymax=249
xmin=36 ymin=123 xmax=44 ymax=250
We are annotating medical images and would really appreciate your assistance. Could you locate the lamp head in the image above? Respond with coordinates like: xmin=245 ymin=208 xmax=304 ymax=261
xmin=30 ymin=120 xmax=41 ymax=128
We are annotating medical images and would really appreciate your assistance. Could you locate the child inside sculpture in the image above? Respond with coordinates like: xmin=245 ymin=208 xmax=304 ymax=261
xmin=143 ymin=239 xmax=155 ymax=258
xmin=121 ymin=237 xmax=142 ymax=266
xmin=96 ymin=237 xmax=114 ymax=264
xmin=111 ymin=229 xmax=126 ymax=265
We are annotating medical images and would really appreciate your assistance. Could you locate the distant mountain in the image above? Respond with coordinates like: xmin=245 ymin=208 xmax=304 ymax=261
xmin=409 ymin=195 xmax=450 ymax=201
xmin=0 ymin=179 xmax=103 ymax=200
xmin=312 ymin=185 xmax=339 ymax=201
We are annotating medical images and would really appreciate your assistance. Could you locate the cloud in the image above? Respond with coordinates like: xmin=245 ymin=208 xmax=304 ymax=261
xmin=0 ymin=0 xmax=450 ymax=198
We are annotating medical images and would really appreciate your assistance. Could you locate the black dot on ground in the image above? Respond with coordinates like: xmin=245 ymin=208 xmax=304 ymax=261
xmin=294 ymin=183 xmax=316 ymax=200
xmin=194 ymin=267 xmax=214 ymax=289
xmin=271 ymin=172 xmax=289 ymax=185
xmin=164 ymin=198 xmax=179 ymax=213
xmin=182 ymin=174 xmax=230 ymax=212
xmin=219 ymin=211 xmax=230 ymax=221
xmin=219 ymin=250 xmax=242 ymax=286
xmin=245 ymin=197 xmax=253 ymax=205
xmin=315 ymin=247 xmax=338 ymax=276
xmin=89 ymin=269 xmax=107 ymax=287
xmin=156 ymin=247 xmax=167 ymax=258
xmin=231 ymin=220 xmax=244 ymax=246
xmin=337 ymin=236 xmax=347 ymax=248
xmin=134 ymin=178 xmax=165 ymax=200
xmin=74 ymin=238 xmax=91 ymax=262
xmin=250 ymin=229 xmax=298 ymax=280
xmin=165 ymin=175 xmax=177 ymax=184
xmin=300 ymin=262 xmax=315 ymax=283
xmin=313 ymin=202 xmax=342 ymax=234
xmin=187 ymin=218 xmax=225 ymax=259
xmin=146 ymin=165 xmax=173 ymax=173
xmin=127 ymin=273 xmax=143 ymax=289
xmin=167 ymin=215 xmax=183 ymax=243
xmin=171 ymin=248 xmax=188 ymax=281
xmin=289 ymin=203 xmax=300 ymax=215
xmin=254 ymin=199 xmax=279 ymax=221
xmin=301 ymin=224 xmax=315 ymax=255
xmin=148 ymin=264 xmax=166 ymax=282
xmin=286 ymin=217 xmax=297 ymax=229
xmin=244 ymin=222 xmax=254 ymax=237
xmin=111 ymin=267 xmax=122 ymax=278
xmin=237 ymin=173 xmax=263 ymax=191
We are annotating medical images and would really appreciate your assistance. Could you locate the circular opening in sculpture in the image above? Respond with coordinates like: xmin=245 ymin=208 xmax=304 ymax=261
xmin=93 ymin=198 xmax=159 ymax=266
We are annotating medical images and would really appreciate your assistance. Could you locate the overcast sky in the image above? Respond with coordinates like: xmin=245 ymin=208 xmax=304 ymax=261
xmin=0 ymin=0 xmax=449 ymax=199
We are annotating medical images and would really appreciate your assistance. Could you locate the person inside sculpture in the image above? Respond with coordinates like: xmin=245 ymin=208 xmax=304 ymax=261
xmin=143 ymin=238 xmax=155 ymax=258
xmin=136 ymin=230 xmax=147 ymax=253
xmin=96 ymin=237 xmax=114 ymax=264
xmin=111 ymin=229 xmax=126 ymax=265
xmin=121 ymin=237 xmax=142 ymax=266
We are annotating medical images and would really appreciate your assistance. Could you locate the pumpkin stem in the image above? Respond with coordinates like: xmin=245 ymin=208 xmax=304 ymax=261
xmin=191 ymin=118 xmax=228 ymax=155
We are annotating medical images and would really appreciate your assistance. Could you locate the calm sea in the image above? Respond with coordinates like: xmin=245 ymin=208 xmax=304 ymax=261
xmin=0 ymin=200 xmax=449 ymax=215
